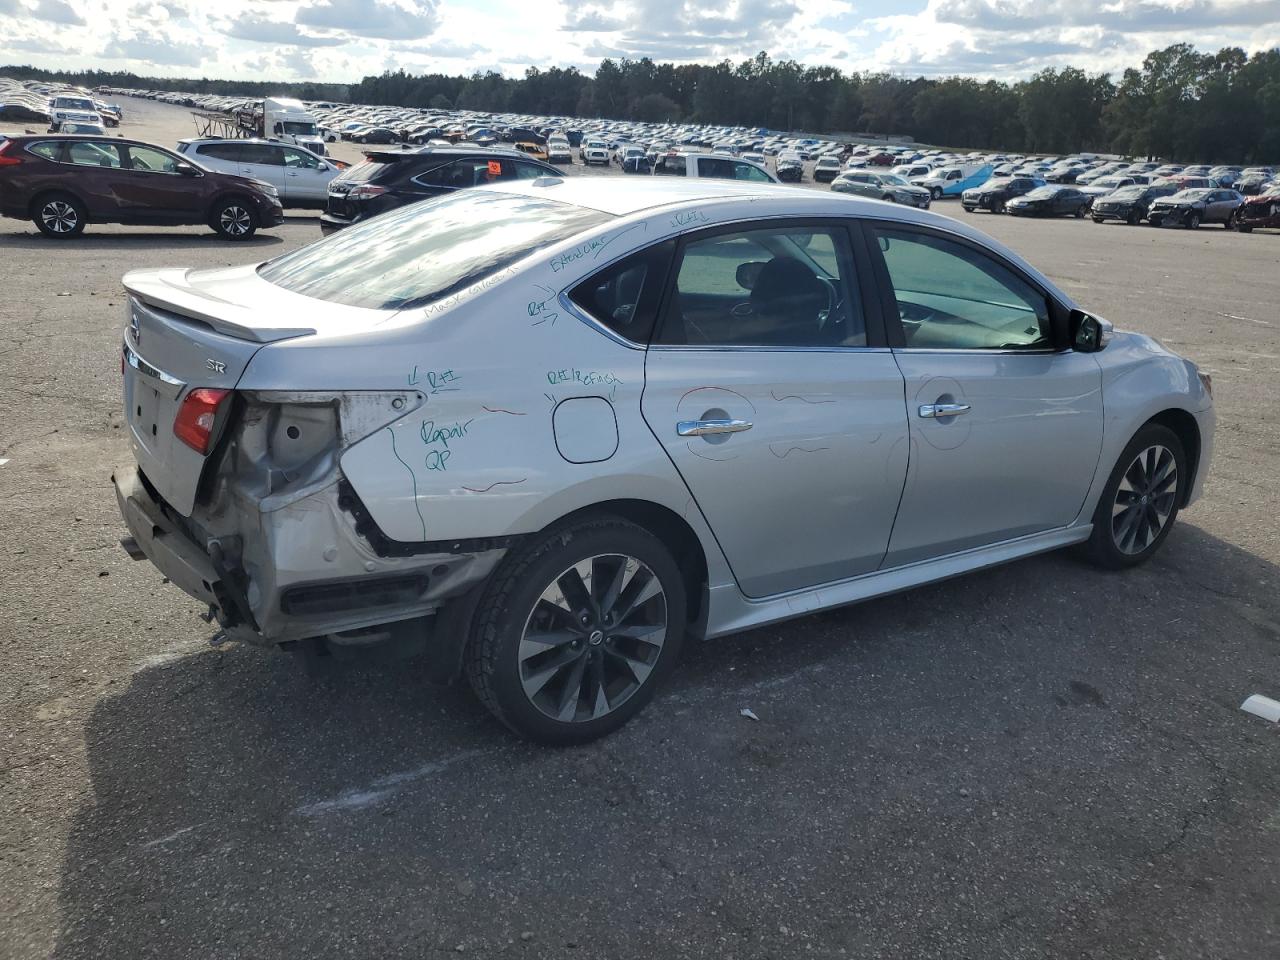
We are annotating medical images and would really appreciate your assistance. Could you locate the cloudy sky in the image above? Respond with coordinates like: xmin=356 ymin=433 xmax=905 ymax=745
xmin=2 ymin=0 xmax=1279 ymax=82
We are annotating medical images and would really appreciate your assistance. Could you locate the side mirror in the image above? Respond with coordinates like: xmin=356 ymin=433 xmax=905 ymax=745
xmin=175 ymin=162 xmax=199 ymax=177
xmin=735 ymin=261 xmax=765 ymax=291
xmin=1070 ymin=309 xmax=1113 ymax=352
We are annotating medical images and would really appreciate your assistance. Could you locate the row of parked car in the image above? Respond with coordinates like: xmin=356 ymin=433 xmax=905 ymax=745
xmin=823 ymin=148 xmax=1280 ymax=233
xmin=0 ymin=79 xmax=122 ymax=130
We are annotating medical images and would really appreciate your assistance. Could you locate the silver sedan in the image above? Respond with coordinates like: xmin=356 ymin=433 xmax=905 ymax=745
xmin=112 ymin=178 xmax=1215 ymax=743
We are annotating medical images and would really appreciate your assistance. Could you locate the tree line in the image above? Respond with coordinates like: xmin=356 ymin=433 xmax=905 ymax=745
xmin=5 ymin=43 xmax=1278 ymax=162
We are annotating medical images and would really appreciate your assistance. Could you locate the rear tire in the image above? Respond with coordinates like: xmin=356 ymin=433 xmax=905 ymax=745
xmin=32 ymin=193 xmax=86 ymax=238
xmin=211 ymin=197 xmax=258 ymax=240
xmin=1081 ymin=423 xmax=1186 ymax=570
xmin=464 ymin=517 xmax=687 ymax=744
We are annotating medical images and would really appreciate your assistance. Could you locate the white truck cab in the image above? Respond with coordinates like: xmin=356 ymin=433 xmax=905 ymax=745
xmin=262 ymin=98 xmax=326 ymax=157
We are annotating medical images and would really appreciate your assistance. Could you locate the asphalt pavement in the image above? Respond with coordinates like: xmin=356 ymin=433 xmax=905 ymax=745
xmin=1 ymin=97 xmax=1278 ymax=960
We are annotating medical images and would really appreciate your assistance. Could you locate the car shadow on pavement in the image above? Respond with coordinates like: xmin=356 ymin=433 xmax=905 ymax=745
xmin=0 ymin=231 xmax=284 ymax=249
xmin=50 ymin=523 xmax=1280 ymax=959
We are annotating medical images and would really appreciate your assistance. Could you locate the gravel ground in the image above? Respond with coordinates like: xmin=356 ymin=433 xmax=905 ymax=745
xmin=1 ymin=96 xmax=1278 ymax=960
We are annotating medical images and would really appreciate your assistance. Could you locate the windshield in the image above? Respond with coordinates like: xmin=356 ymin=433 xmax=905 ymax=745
xmin=56 ymin=97 xmax=95 ymax=111
xmin=259 ymin=191 xmax=612 ymax=310
xmin=1172 ymin=189 xmax=1212 ymax=201
xmin=880 ymin=174 xmax=910 ymax=186
xmin=1024 ymin=186 xmax=1060 ymax=199
xmin=1109 ymin=186 xmax=1145 ymax=200
xmin=1093 ymin=178 xmax=1125 ymax=188
xmin=281 ymin=120 xmax=318 ymax=136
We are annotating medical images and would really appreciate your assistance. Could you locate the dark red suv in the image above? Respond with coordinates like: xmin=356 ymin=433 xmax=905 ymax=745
xmin=0 ymin=135 xmax=284 ymax=239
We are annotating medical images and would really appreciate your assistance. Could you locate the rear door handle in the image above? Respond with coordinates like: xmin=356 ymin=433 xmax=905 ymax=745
xmin=918 ymin=403 xmax=971 ymax=419
xmin=677 ymin=418 xmax=753 ymax=437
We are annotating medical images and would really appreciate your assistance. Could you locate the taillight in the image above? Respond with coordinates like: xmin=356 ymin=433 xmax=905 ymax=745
xmin=348 ymin=183 xmax=388 ymax=200
xmin=173 ymin=388 xmax=230 ymax=454
xmin=0 ymin=141 xmax=23 ymax=167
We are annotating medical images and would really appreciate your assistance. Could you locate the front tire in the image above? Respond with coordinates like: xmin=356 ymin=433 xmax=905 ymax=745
xmin=33 ymin=193 xmax=86 ymax=238
xmin=465 ymin=517 xmax=687 ymax=744
xmin=931 ymin=186 xmax=942 ymax=200
xmin=1186 ymin=211 xmax=1201 ymax=229
xmin=1082 ymin=424 xmax=1186 ymax=569
xmin=212 ymin=198 xmax=258 ymax=240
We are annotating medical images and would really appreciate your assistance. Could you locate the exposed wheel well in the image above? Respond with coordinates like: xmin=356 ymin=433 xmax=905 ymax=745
xmin=1146 ymin=408 xmax=1201 ymax=506
xmin=551 ymin=499 xmax=709 ymax=629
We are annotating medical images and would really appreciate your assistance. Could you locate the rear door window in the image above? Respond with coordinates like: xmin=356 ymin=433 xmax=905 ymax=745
xmin=238 ymin=144 xmax=284 ymax=166
xmin=416 ymin=158 xmax=510 ymax=189
xmin=67 ymin=141 xmax=122 ymax=167
xmin=514 ymin=160 xmax=550 ymax=180
xmin=655 ymin=225 xmax=865 ymax=347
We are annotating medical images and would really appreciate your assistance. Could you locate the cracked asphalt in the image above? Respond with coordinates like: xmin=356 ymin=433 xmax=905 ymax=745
xmin=1 ymin=98 xmax=1278 ymax=959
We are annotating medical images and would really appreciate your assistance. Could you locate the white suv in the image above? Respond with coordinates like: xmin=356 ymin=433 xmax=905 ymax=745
xmin=579 ymin=139 xmax=610 ymax=165
xmin=175 ymin=139 xmax=344 ymax=209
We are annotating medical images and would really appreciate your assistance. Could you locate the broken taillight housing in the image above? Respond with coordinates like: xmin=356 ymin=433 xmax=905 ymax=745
xmin=173 ymin=388 xmax=231 ymax=454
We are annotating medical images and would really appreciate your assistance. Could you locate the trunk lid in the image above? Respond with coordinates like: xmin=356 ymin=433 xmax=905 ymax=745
xmin=122 ymin=295 xmax=265 ymax=516
xmin=121 ymin=265 xmax=395 ymax=516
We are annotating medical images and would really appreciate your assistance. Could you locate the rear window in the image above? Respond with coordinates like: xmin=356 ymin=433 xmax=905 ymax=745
xmin=258 ymin=191 xmax=611 ymax=311
xmin=338 ymin=158 xmax=392 ymax=183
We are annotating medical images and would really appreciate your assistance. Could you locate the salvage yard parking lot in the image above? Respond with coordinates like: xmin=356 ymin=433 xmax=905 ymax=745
xmin=1 ymin=97 xmax=1279 ymax=959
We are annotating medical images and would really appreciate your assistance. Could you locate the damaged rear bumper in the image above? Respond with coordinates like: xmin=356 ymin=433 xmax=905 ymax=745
xmin=112 ymin=462 xmax=505 ymax=647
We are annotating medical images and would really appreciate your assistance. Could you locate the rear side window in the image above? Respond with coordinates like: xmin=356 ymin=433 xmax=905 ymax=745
xmin=569 ymin=241 xmax=674 ymax=343
xmin=27 ymin=141 xmax=63 ymax=161
xmin=197 ymin=143 xmax=244 ymax=161
xmin=259 ymin=191 xmax=611 ymax=310
xmin=67 ymin=142 xmax=121 ymax=167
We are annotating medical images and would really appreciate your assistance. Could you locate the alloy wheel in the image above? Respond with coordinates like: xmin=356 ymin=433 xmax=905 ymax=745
xmin=41 ymin=201 xmax=78 ymax=233
xmin=1111 ymin=444 xmax=1178 ymax=555
xmin=518 ymin=554 xmax=667 ymax=723
xmin=220 ymin=205 xmax=251 ymax=236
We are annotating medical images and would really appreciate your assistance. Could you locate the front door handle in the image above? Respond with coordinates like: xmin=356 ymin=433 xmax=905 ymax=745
xmin=918 ymin=403 xmax=971 ymax=419
xmin=677 ymin=418 xmax=753 ymax=437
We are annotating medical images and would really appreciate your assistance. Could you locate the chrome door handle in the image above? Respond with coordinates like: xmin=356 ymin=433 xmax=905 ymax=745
xmin=918 ymin=403 xmax=971 ymax=419
xmin=677 ymin=418 xmax=753 ymax=437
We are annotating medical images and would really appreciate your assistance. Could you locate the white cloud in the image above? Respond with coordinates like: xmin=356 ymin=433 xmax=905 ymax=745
xmin=101 ymin=32 xmax=206 ymax=67
xmin=0 ymin=0 xmax=1274 ymax=83
xmin=296 ymin=0 xmax=440 ymax=40
xmin=31 ymin=0 xmax=84 ymax=24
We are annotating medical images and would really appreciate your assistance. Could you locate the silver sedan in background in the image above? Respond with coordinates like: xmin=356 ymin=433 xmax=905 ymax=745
xmin=112 ymin=178 xmax=1214 ymax=743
